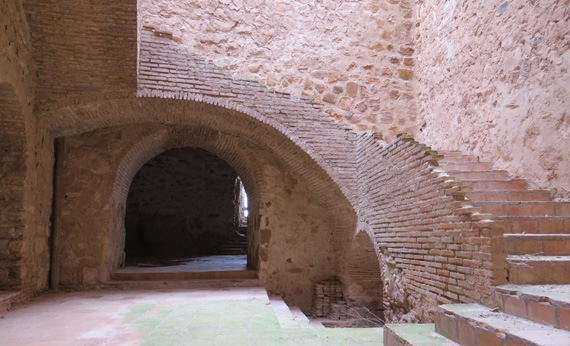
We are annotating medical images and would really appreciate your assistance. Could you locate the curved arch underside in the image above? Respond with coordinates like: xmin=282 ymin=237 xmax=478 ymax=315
xmin=50 ymin=97 xmax=359 ymax=312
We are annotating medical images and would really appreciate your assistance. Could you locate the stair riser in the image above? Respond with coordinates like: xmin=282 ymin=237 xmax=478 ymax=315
xmin=466 ymin=181 xmax=527 ymax=190
xmin=466 ymin=191 xmax=552 ymax=202
xmin=505 ymin=238 xmax=570 ymax=256
xmin=435 ymin=307 xmax=568 ymax=346
xmin=503 ymin=220 xmax=570 ymax=234
xmin=508 ymin=265 xmax=570 ymax=285
xmin=383 ymin=330 xmax=412 ymax=346
xmin=451 ymin=172 xmax=509 ymax=180
xmin=440 ymin=162 xmax=491 ymax=171
xmin=435 ymin=311 xmax=510 ymax=346
xmin=494 ymin=292 xmax=570 ymax=331
xmin=481 ymin=204 xmax=570 ymax=217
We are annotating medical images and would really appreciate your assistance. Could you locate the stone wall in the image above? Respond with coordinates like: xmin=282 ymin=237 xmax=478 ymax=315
xmin=1 ymin=0 xmax=35 ymax=109
xmin=415 ymin=0 xmax=570 ymax=199
xmin=0 ymin=0 xmax=53 ymax=297
xmin=21 ymin=118 xmax=53 ymax=295
xmin=357 ymin=134 xmax=506 ymax=322
xmin=139 ymin=0 xmax=419 ymax=139
xmin=125 ymin=148 xmax=238 ymax=258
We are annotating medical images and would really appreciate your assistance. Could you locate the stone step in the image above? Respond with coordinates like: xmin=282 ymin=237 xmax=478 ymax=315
xmin=384 ymin=324 xmax=460 ymax=346
xmin=289 ymin=305 xmax=312 ymax=328
xmin=218 ymin=250 xmax=247 ymax=255
xmin=269 ymin=295 xmax=300 ymax=328
xmin=494 ymin=284 xmax=570 ymax=331
xmin=435 ymin=303 xmax=570 ymax=346
xmin=110 ymin=268 xmax=257 ymax=281
xmin=465 ymin=190 xmax=552 ymax=202
xmin=269 ymin=295 xmax=314 ymax=329
xmin=0 ymin=291 xmax=21 ymax=316
xmin=107 ymin=278 xmax=260 ymax=290
xmin=507 ymin=255 xmax=570 ymax=284
xmin=496 ymin=216 xmax=570 ymax=234
xmin=439 ymin=160 xmax=491 ymax=171
xmin=439 ymin=161 xmax=491 ymax=171
xmin=479 ymin=201 xmax=570 ymax=217
xmin=505 ymin=234 xmax=570 ymax=256
xmin=445 ymin=169 xmax=509 ymax=180
xmin=438 ymin=151 xmax=479 ymax=162
xmin=459 ymin=179 xmax=528 ymax=191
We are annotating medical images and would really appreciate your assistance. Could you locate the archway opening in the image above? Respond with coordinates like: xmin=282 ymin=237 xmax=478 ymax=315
xmin=344 ymin=230 xmax=384 ymax=325
xmin=123 ymin=147 xmax=249 ymax=271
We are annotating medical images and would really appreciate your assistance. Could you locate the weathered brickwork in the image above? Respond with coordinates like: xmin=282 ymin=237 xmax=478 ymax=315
xmin=2 ymin=0 xmax=565 ymax=326
xmin=415 ymin=0 xmax=570 ymax=199
xmin=24 ymin=0 xmax=138 ymax=111
xmin=357 ymin=133 xmax=507 ymax=322
xmin=0 ymin=0 xmax=35 ymax=110
xmin=138 ymin=27 xmax=359 ymax=203
xmin=140 ymin=0 xmax=419 ymax=138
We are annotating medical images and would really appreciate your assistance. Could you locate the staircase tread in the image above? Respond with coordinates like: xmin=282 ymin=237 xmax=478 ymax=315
xmin=496 ymin=216 xmax=569 ymax=220
xmin=477 ymin=201 xmax=570 ymax=205
xmin=384 ymin=323 xmax=460 ymax=346
xmin=496 ymin=284 xmax=570 ymax=307
xmin=445 ymin=169 xmax=508 ymax=173
xmin=466 ymin=189 xmax=551 ymax=194
xmin=505 ymin=233 xmax=570 ymax=238
xmin=0 ymin=291 xmax=20 ymax=303
xmin=507 ymin=255 xmax=570 ymax=262
xmin=440 ymin=303 xmax=570 ymax=345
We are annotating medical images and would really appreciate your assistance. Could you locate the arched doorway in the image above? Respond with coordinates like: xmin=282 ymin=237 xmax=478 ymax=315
xmin=345 ymin=229 xmax=384 ymax=324
xmin=123 ymin=147 xmax=249 ymax=269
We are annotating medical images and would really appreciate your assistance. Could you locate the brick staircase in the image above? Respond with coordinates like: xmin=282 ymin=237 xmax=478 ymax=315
xmin=384 ymin=150 xmax=570 ymax=345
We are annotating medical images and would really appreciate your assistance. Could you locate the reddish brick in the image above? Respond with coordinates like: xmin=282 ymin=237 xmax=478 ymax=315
xmin=538 ymin=220 xmax=564 ymax=234
xmin=502 ymin=295 xmax=527 ymax=319
xmin=558 ymin=307 xmax=570 ymax=331
xmin=509 ymin=205 xmax=532 ymax=216
xmin=457 ymin=319 xmax=476 ymax=346
xmin=528 ymin=301 xmax=557 ymax=326
xmin=435 ymin=312 xmax=458 ymax=340
xmin=512 ymin=220 xmax=538 ymax=233
xmin=544 ymin=240 xmax=570 ymax=256
xmin=533 ymin=204 xmax=555 ymax=216
xmin=475 ymin=328 xmax=503 ymax=346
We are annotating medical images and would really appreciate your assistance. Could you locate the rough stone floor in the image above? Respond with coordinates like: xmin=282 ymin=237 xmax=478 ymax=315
xmin=0 ymin=287 xmax=383 ymax=345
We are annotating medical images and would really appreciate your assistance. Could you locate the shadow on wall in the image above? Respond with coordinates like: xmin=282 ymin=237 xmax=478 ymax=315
xmin=0 ymin=83 xmax=27 ymax=291
xmin=124 ymin=147 xmax=240 ymax=260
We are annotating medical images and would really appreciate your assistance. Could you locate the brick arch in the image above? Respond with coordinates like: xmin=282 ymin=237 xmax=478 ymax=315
xmin=344 ymin=223 xmax=384 ymax=318
xmin=39 ymin=96 xmax=357 ymax=206
xmin=41 ymin=96 xmax=359 ymax=259
xmin=0 ymin=83 xmax=27 ymax=290
xmin=107 ymin=125 xmax=266 ymax=270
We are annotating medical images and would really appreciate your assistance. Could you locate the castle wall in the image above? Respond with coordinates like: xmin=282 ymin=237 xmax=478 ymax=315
xmin=139 ymin=0 xmax=419 ymax=139
xmin=0 ymin=0 xmax=53 ymax=297
xmin=415 ymin=0 xmax=570 ymax=199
